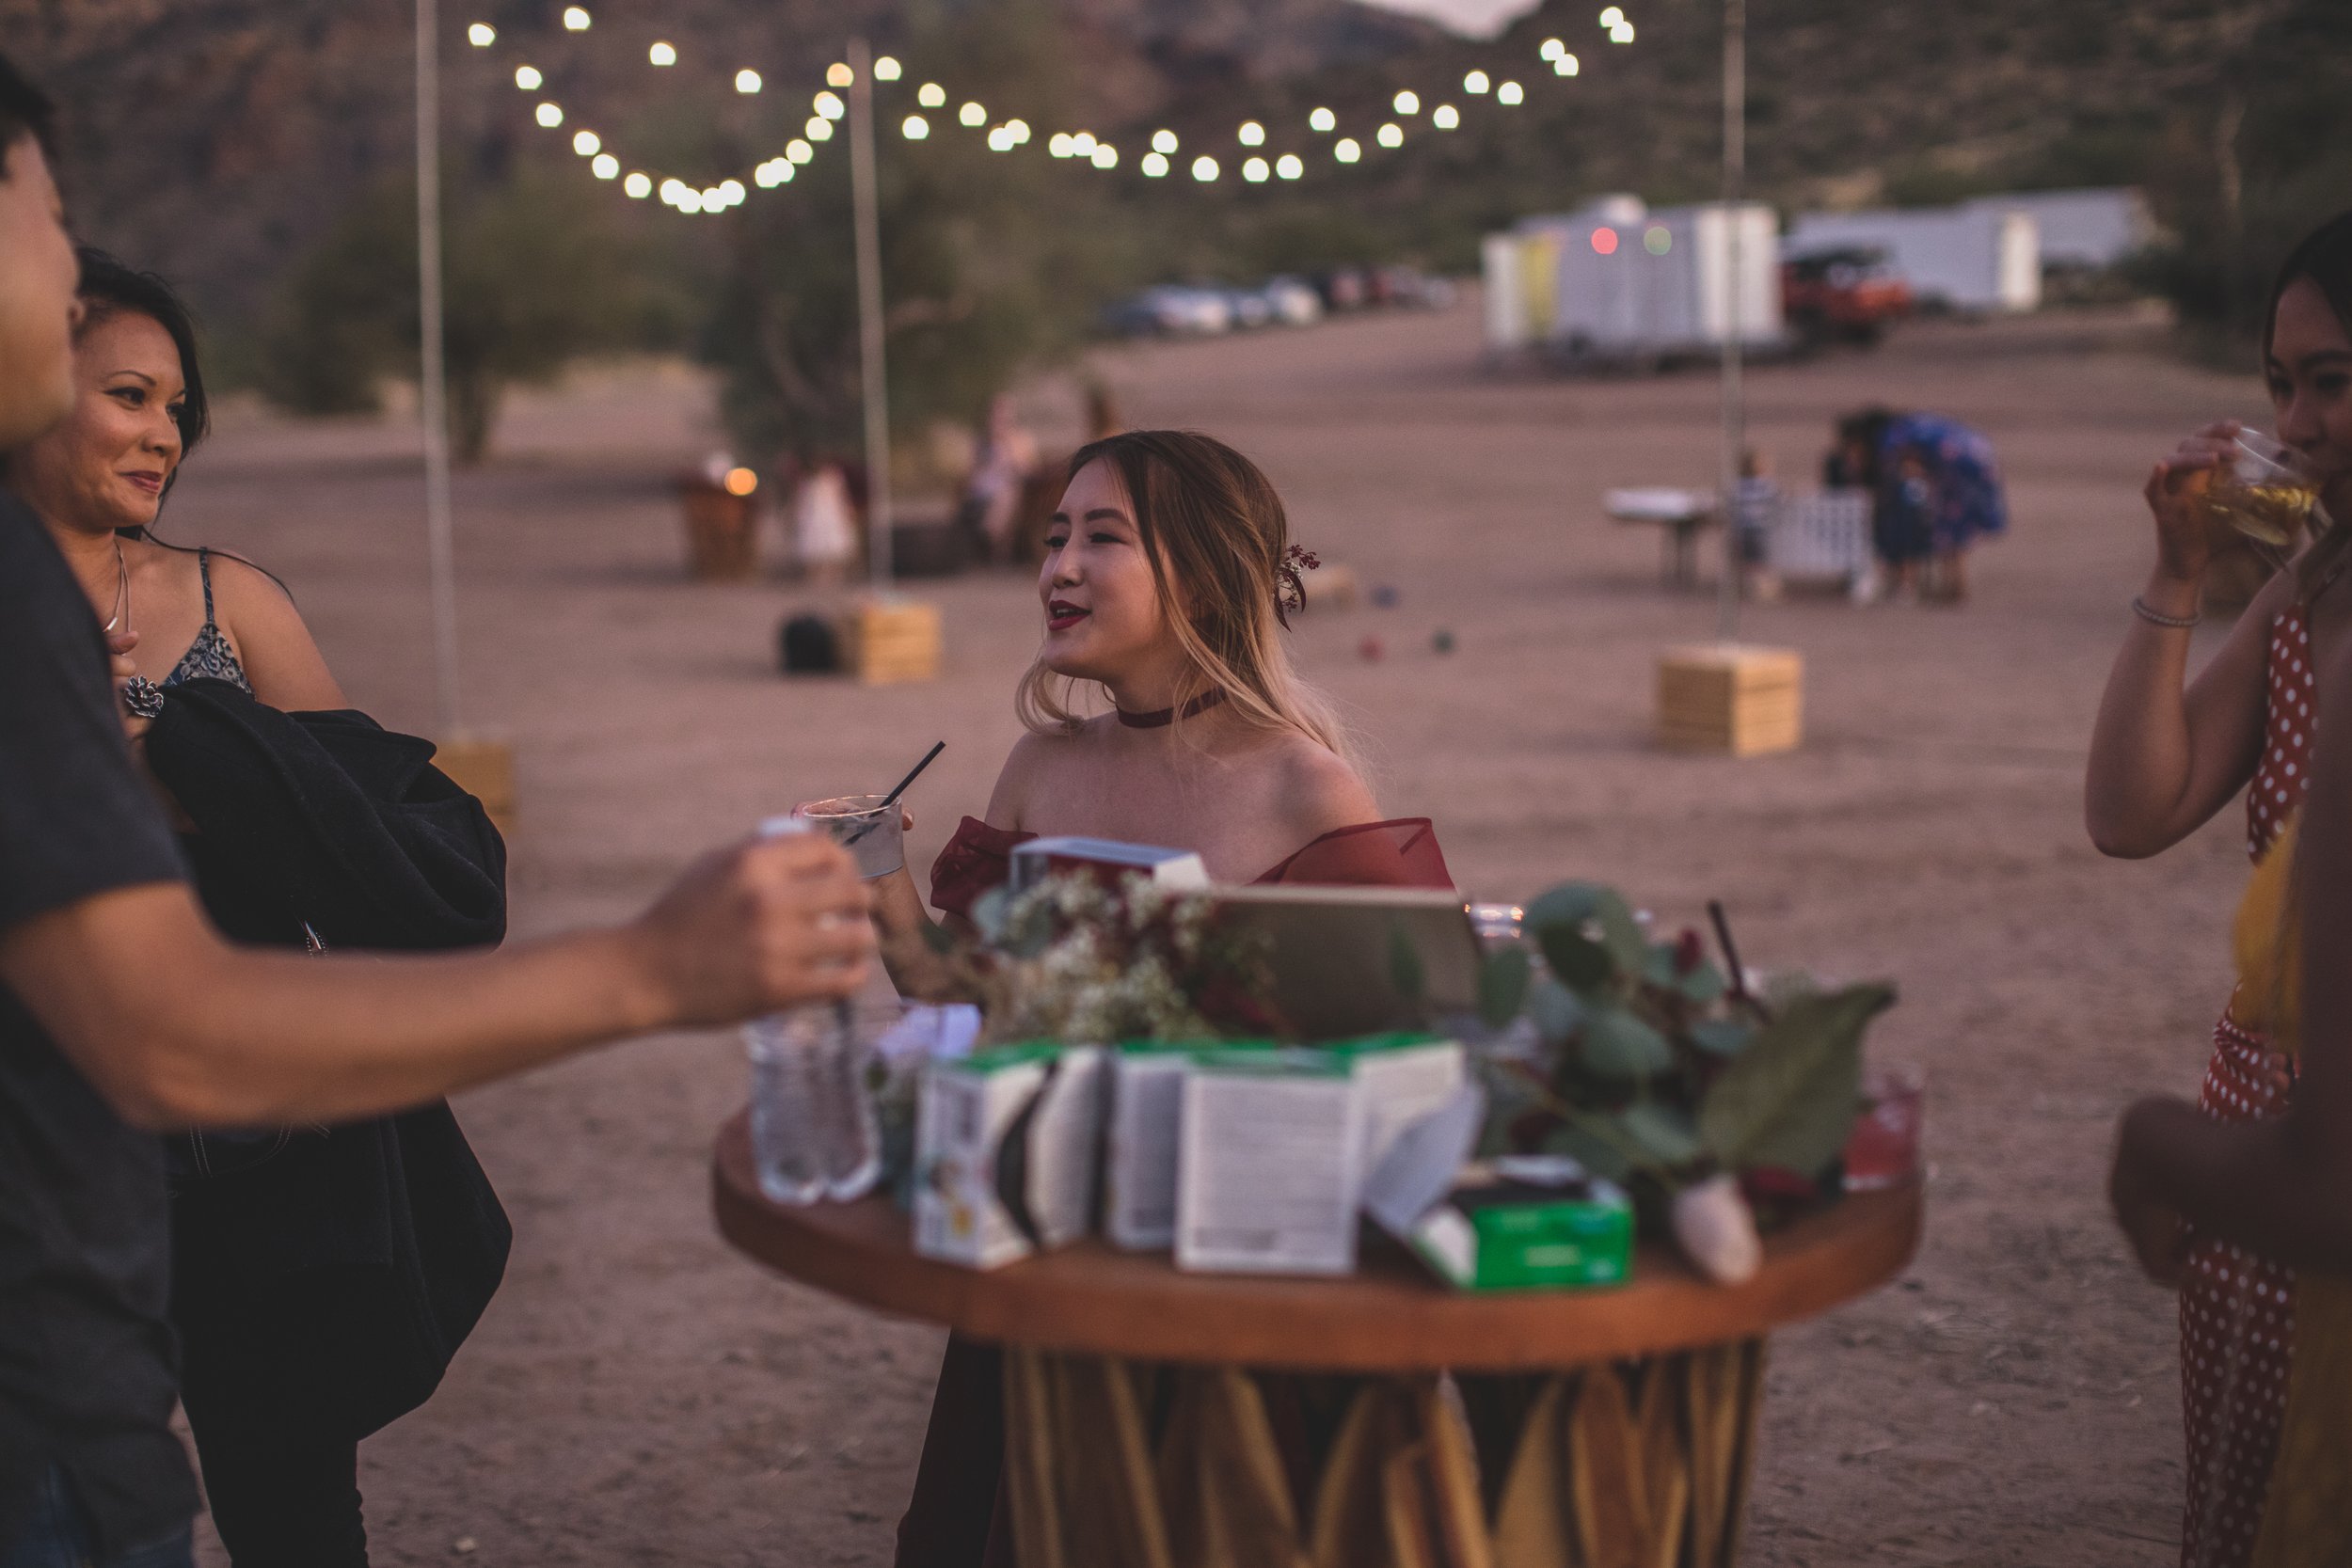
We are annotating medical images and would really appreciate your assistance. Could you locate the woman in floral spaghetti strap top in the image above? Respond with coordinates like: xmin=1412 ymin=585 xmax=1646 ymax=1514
xmin=2090 ymin=210 xmax=2352 ymax=1566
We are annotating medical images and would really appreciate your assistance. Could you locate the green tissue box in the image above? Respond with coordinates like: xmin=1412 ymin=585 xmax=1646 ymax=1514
xmin=1408 ymin=1175 xmax=1634 ymax=1291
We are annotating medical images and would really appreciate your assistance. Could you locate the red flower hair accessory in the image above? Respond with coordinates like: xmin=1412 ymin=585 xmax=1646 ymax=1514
xmin=1276 ymin=544 xmax=1321 ymax=625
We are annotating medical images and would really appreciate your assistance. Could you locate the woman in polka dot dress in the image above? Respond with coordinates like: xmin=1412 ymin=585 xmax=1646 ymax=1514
xmin=2093 ymin=211 xmax=2352 ymax=1566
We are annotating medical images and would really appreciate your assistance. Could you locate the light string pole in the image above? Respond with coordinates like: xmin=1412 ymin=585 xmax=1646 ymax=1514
xmin=1715 ymin=0 xmax=1746 ymax=644
xmin=848 ymin=36 xmax=895 ymax=591
xmin=416 ymin=0 xmax=464 ymax=732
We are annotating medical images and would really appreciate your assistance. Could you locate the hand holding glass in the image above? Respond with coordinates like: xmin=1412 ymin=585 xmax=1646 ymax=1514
xmin=795 ymin=794 xmax=905 ymax=879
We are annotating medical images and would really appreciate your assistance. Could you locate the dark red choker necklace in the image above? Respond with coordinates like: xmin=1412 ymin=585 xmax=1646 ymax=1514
xmin=1115 ymin=689 xmax=1226 ymax=729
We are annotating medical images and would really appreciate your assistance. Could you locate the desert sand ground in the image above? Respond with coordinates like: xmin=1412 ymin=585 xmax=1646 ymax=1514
xmin=164 ymin=295 xmax=2271 ymax=1565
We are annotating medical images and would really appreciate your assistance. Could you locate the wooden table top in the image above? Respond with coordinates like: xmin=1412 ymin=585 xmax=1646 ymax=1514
xmin=712 ymin=1112 xmax=1922 ymax=1372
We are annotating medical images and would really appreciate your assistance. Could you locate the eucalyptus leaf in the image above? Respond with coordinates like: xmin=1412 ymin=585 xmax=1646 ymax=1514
xmin=1528 ymin=979 xmax=1586 ymax=1046
xmin=1677 ymin=960 xmax=1728 ymax=1005
xmin=1526 ymin=882 xmax=1648 ymax=995
xmin=1479 ymin=946 xmax=1533 ymax=1028
xmin=1642 ymin=942 xmax=1679 ymax=987
xmin=1698 ymin=982 xmax=1897 ymax=1176
xmin=1540 ymin=1122 xmax=1634 ymax=1183
xmin=1618 ymin=1101 xmax=1702 ymax=1165
xmin=1535 ymin=923 xmax=1614 ymax=993
xmin=1690 ymin=1018 xmax=1754 ymax=1058
xmin=1580 ymin=1004 xmax=1675 ymax=1080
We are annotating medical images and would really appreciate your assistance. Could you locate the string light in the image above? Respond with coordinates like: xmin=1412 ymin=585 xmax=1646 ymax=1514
xmin=1541 ymin=38 xmax=1565 ymax=60
xmin=1152 ymin=129 xmax=1179 ymax=153
xmin=960 ymin=101 xmax=986 ymax=127
xmin=1072 ymin=131 xmax=1097 ymax=155
xmin=1612 ymin=21 xmax=1635 ymax=41
xmin=1556 ymin=54 xmax=1581 ymax=74
xmin=1433 ymin=103 xmax=1459 ymax=130
xmin=903 ymin=115 xmax=929 ymax=139
xmin=514 ymin=65 xmax=542 ymax=90
xmin=468 ymin=23 xmax=495 ymax=46
xmin=917 ymin=83 xmax=946 ymax=107
xmin=1141 ymin=150 xmax=1169 ymax=177
xmin=1049 ymin=133 xmax=1073 ymax=157
xmin=814 ymin=91 xmax=845 ymax=120
xmin=1590 ymin=225 xmax=1617 ymax=254
xmin=1243 ymin=156 xmax=1269 ymax=182
xmin=1464 ymin=70 xmax=1489 ymax=93
xmin=1598 ymin=7 xmax=1624 ymax=24
xmin=723 ymin=467 xmax=758 ymax=497
xmin=1335 ymin=137 xmax=1361 ymax=163
xmin=1376 ymin=122 xmax=1403 ymax=148
xmin=754 ymin=162 xmax=782 ymax=187
xmin=1309 ymin=107 xmax=1336 ymax=132
xmin=1006 ymin=119 xmax=1030 ymax=143
xmin=1276 ymin=153 xmax=1303 ymax=180
xmin=624 ymin=171 xmax=651 ymax=197
xmin=535 ymin=102 xmax=564 ymax=127
xmin=675 ymin=188 xmax=703 ymax=214
xmin=986 ymin=125 xmax=1013 ymax=151
xmin=700 ymin=185 xmax=723 ymax=209
xmin=572 ymin=129 xmax=600 ymax=155
xmin=562 ymin=7 xmax=589 ymax=30
xmin=719 ymin=178 xmax=745 ymax=205
xmin=1239 ymin=120 xmax=1265 ymax=146
xmin=1191 ymin=155 xmax=1218 ymax=182
xmin=648 ymin=40 xmax=675 ymax=66
xmin=1498 ymin=80 xmax=1524 ymax=104
xmin=736 ymin=70 xmax=762 ymax=94
xmin=806 ymin=118 xmax=833 ymax=142
xmin=825 ymin=63 xmax=852 ymax=88
xmin=787 ymin=138 xmax=813 ymax=163
xmin=1091 ymin=145 xmax=1118 ymax=169
xmin=1644 ymin=224 xmax=1672 ymax=254
xmin=1393 ymin=89 xmax=1420 ymax=115
xmin=591 ymin=151 xmax=619 ymax=178
xmin=874 ymin=56 xmax=901 ymax=81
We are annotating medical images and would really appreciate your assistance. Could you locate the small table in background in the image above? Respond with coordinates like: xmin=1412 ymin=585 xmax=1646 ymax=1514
xmin=1606 ymin=487 xmax=1719 ymax=591
xmin=713 ymin=1114 xmax=1922 ymax=1568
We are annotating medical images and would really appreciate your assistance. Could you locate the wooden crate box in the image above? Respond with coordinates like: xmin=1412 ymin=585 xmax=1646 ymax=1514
xmin=841 ymin=598 xmax=943 ymax=686
xmin=1656 ymin=644 xmax=1802 ymax=757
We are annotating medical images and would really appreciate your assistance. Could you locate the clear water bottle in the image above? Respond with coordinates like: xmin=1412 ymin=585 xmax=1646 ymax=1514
xmin=744 ymin=816 xmax=882 ymax=1205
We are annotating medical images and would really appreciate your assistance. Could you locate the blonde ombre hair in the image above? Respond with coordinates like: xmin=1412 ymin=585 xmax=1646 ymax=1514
xmin=1015 ymin=430 xmax=1354 ymax=764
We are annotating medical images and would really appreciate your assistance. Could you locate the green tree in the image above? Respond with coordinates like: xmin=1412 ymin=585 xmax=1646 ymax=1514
xmin=697 ymin=0 xmax=1136 ymax=467
xmin=257 ymin=165 xmax=651 ymax=462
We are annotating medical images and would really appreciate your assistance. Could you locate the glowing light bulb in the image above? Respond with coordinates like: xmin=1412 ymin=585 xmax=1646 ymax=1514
xmin=467 ymin=23 xmax=495 ymax=46
xmin=1612 ymin=21 xmax=1634 ymax=41
xmin=987 ymin=126 xmax=1012 ymax=151
xmin=562 ymin=6 xmax=589 ymax=30
xmin=1431 ymin=103 xmax=1460 ymax=130
xmin=719 ymin=179 xmax=745 ymax=205
xmin=1599 ymin=6 xmax=1625 ymax=24
xmin=591 ymin=151 xmax=617 ymax=178
xmin=1048 ymin=133 xmax=1073 ymax=157
xmin=1498 ymin=80 xmax=1524 ymax=104
xmin=1541 ymin=37 xmax=1565 ymax=59
xmin=826 ymin=63 xmax=852 ymax=88
xmin=1393 ymin=89 xmax=1420 ymax=115
xmin=1191 ymin=155 xmax=1218 ymax=182
xmin=1092 ymin=144 xmax=1117 ymax=169
xmin=918 ymin=83 xmax=946 ymax=107
xmin=1376 ymin=122 xmax=1403 ymax=148
xmin=806 ymin=118 xmax=834 ymax=142
xmin=1556 ymin=54 xmax=1580 ymax=74
xmin=735 ymin=70 xmax=762 ymax=94
xmin=1007 ymin=119 xmax=1030 ymax=143
xmin=514 ymin=65 xmax=542 ymax=90
xmin=874 ymin=56 xmax=901 ymax=81
xmin=1242 ymin=156 xmax=1269 ymax=182
xmin=902 ymin=115 xmax=929 ymax=139
xmin=755 ymin=163 xmax=781 ymax=188
xmin=1464 ymin=69 xmax=1490 ymax=93
xmin=1072 ymin=131 xmax=1097 ymax=155
xmin=1644 ymin=224 xmax=1672 ymax=255
xmin=1335 ymin=137 xmax=1361 ymax=163
xmin=723 ymin=467 xmax=758 ymax=498
xmin=659 ymin=178 xmax=685 ymax=204
xmin=1275 ymin=153 xmax=1303 ymax=180
xmin=677 ymin=191 xmax=704 ymax=214
xmin=624 ymin=171 xmax=652 ymax=198
xmin=1309 ymin=107 xmax=1336 ymax=133
xmin=648 ymin=41 xmax=675 ymax=66
xmin=1239 ymin=120 xmax=1265 ymax=146
xmin=1141 ymin=151 xmax=1169 ymax=177
xmin=572 ymin=129 xmax=600 ymax=155
xmin=701 ymin=185 xmax=723 ymax=208
xmin=776 ymin=162 xmax=795 ymax=182
xmin=535 ymin=102 xmax=564 ymax=127
xmin=1152 ymin=128 xmax=1179 ymax=153
xmin=814 ymin=91 xmax=845 ymax=120
xmin=960 ymin=101 xmax=986 ymax=127
xmin=787 ymin=139 xmax=813 ymax=164
xmin=1590 ymin=226 xmax=1617 ymax=254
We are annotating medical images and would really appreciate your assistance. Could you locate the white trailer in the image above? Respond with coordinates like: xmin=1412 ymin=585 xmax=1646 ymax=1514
xmin=1786 ymin=202 xmax=2041 ymax=313
xmin=1982 ymin=187 xmax=2153 ymax=271
xmin=1495 ymin=196 xmax=1782 ymax=364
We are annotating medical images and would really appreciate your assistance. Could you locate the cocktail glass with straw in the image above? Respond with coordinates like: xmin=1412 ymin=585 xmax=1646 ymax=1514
xmin=2207 ymin=429 xmax=2329 ymax=568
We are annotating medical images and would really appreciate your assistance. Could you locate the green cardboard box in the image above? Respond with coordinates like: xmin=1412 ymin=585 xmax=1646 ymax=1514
xmin=1407 ymin=1175 xmax=1634 ymax=1291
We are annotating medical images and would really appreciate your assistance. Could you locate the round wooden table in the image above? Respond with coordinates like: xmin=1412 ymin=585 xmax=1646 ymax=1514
xmin=714 ymin=1113 xmax=1922 ymax=1567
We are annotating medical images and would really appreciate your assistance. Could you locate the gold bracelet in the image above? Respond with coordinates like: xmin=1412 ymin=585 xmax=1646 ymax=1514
xmin=2131 ymin=594 xmax=2201 ymax=629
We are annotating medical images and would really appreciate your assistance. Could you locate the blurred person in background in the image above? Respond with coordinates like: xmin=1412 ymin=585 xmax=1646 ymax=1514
xmin=2095 ymin=209 xmax=2352 ymax=1567
xmin=961 ymin=393 xmax=1039 ymax=564
xmin=790 ymin=458 xmax=856 ymax=589
xmin=0 ymin=55 xmax=872 ymax=1568
xmin=10 ymin=246 xmax=501 ymax=1568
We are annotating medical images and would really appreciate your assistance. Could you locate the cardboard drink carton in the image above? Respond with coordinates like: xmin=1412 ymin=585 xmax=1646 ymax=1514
xmin=1008 ymin=837 xmax=1210 ymax=896
xmin=1328 ymin=1034 xmax=1465 ymax=1175
xmin=1104 ymin=1046 xmax=1194 ymax=1251
xmin=1176 ymin=1049 xmax=1365 ymax=1275
xmin=914 ymin=1044 xmax=1104 ymax=1270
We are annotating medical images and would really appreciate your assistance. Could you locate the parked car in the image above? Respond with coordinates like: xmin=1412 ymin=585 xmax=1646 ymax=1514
xmin=1261 ymin=276 xmax=1325 ymax=326
xmin=1103 ymin=284 xmax=1233 ymax=338
xmin=1221 ymin=286 xmax=1277 ymax=330
xmin=1780 ymin=245 xmax=1913 ymax=346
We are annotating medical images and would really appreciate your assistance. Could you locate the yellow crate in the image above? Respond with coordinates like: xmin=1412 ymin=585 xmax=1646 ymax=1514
xmin=1656 ymin=644 xmax=1803 ymax=757
xmin=842 ymin=598 xmax=942 ymax=686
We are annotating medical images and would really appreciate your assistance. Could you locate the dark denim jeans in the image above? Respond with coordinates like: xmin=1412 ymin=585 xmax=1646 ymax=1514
xmin=0 ymin=1468 xmax=193 ymax=1568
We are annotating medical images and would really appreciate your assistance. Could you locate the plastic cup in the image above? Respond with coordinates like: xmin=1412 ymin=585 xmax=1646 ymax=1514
xmin=2207 ymin=429 xmax=2324 ymax=548
xmin=796 ymin=793 xmax=904 ymax=879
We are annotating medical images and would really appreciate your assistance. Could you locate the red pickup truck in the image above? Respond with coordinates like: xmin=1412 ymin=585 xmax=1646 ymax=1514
xmin=1781 ymin=245 xmax=1913 ymax=347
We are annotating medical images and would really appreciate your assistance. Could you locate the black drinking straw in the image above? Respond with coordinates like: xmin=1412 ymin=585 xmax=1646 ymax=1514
xmin=845 ymin=741 xmax=946 ymax=846
xmin=1708 ymin=898 xmax=1772 ymax=1022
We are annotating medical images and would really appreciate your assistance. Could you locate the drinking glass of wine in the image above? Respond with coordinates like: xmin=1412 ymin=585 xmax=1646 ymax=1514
xmin=2207 ymin=429 xmax=2327 ymax=555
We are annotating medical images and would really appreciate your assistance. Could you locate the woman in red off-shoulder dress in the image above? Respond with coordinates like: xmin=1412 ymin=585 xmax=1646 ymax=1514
xmin=861 ymin=431 xmax=1454 ymax=1567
